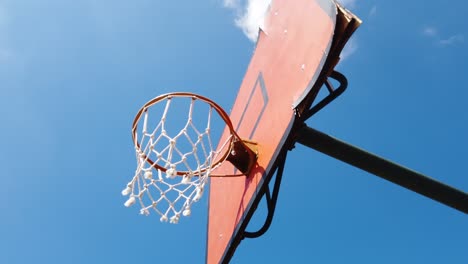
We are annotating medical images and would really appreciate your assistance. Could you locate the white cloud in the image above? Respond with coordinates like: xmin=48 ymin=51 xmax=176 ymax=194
xmin=341 ymin=37 xmax=358 ymax=61
xmin=369 ymin=5 xmax=377 ymax=17
xmin=439 ymin=34 xmax=464 ymax=45
xmin=338 ymin=0 xmax=357 ymax=9
xmin=223 ymin=0 xmax=240 ymax=9
xmin=423 ymin=26 xmax=438 ymax=37
xmin=223 ymin=0 xmax=271 ymax=42
xmin=223 ymin=0 xmax=361 ymax=42
xmin=422 ymin=26 xmax=464 ymax=47
xmin=235 ymin=0 xmax=271 ymax=41
xmin=223 ymin=0 xmax=362 ymax=61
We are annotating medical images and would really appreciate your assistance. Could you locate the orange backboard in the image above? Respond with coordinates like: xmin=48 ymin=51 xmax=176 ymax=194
xmin=206 ymin=0 xmax=360 ymax=263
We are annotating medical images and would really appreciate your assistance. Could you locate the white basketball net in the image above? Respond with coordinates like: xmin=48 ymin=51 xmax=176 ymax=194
xmin=122 ymin=95 xmax=232 ymax=223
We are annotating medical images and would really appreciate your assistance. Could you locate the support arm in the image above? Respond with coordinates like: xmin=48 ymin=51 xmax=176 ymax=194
xmin=296 ymin=126 xmax=468 ymax=214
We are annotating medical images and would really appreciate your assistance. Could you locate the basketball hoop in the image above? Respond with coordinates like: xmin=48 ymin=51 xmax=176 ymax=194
xmin=122 ymin=92 xmax=257 ymax=223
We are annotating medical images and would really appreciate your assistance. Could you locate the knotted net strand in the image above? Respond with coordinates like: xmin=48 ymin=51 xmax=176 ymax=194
xmin=122 ymin=95 xmax=233 ymax=223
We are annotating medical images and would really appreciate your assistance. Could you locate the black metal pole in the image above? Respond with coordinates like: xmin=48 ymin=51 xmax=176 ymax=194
xmin=296 ymin=126 xmax=468 ymax=214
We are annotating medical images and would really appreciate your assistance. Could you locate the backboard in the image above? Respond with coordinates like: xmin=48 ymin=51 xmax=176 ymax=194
xmin=207 ymin=0 xmax=360 ymax=263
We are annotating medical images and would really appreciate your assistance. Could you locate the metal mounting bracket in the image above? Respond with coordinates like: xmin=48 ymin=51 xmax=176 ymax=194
xmin=302 ymin=70 xmax=348 ymax=121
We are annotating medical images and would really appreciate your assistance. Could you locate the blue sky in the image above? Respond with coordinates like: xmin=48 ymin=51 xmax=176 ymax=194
xmin=1 ymin=0 xmax=467 ymax=263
